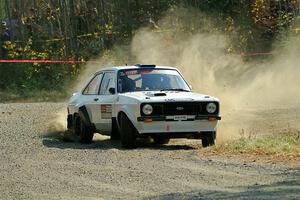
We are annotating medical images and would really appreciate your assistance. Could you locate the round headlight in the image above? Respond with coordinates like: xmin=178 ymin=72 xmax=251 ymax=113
xmin=142 ymin=104 xmax=153 ymax=115
xmin=206 ymin=103 xmax=217 ymax=114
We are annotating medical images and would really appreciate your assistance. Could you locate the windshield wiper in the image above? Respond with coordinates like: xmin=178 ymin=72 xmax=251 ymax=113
xmin=160 ymin=88 xmax=190 ymax=92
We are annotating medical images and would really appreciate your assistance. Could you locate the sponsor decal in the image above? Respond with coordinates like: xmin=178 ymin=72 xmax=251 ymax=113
xmin=101 ymin=104 xmax=112 ymax=119
xmin=101 ymin=105 xmax=112 ymax=113
xmin=165 ymin=99 xmax=176 ymax=102
xmin=124 ymin=70 xmax=138 ymax=75
xmin=121 ymin=70 xmax=154 ymax=76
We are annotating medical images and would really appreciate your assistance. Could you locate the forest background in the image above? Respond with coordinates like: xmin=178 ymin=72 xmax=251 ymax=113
xmin=0 ymin=0 xmax=299 ymax=101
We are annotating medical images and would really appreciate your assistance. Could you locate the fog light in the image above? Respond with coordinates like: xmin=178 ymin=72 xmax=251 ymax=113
xmin=208 ymin=117 xmax=217 ymax=121
xmin=144 ymin=118 xmax=153 ymax=123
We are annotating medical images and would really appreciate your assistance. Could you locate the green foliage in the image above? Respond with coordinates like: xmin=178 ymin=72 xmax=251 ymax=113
xmin=0 ymin=88 xmax=68 ymax=102
xmin=0 ymin=0 xmax=5 ymax=19
xmin=216 ymin=132 xmax=300 ymax=156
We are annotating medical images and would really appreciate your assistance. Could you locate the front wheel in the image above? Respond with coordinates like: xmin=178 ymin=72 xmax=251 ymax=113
xmin=119 ymin=113 xmax=137 ymax=148
xmin=201 ymin=131 xmax=216 ymax=148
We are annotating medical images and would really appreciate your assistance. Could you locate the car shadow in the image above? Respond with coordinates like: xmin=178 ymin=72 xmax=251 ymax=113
xmin=42 ymin=131 xmax=197 ymax=151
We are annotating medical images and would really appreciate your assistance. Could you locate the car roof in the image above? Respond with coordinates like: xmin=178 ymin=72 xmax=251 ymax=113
xmin=95 ymin=65 xmax=178 ymax=74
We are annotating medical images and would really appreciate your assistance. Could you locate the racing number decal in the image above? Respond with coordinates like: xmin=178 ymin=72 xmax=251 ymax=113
xmin=101 ymin=104 xmax=112 ymax=119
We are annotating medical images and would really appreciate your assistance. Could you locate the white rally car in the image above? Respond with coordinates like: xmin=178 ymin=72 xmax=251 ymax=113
xmin=67 ymin=65 xmax=221 ymax=148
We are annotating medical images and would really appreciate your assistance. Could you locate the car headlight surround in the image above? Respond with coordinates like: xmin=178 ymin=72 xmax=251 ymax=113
xmin=206 ymin=102 xmax=217 ymax=114
xmin=142 ymin=104 xmax=153 ymax=115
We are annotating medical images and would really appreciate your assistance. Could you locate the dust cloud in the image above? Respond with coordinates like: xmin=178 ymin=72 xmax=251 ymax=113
xmin=50 ymin=8 xmax=300 ymax=143
xmin=130 ymin=9 xmax=300 ymax=141
xmin=46 ymin=109 xmax=69 ymax=140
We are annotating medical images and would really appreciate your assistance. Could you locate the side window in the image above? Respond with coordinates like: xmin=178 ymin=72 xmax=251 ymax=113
xmin=83 ymin=73 xmax=103 ymax=95
xmin=99 ymin=72 xmax=115 ymax=95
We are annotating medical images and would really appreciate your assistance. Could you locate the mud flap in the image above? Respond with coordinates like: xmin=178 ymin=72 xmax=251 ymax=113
xmin=78 ymin=106 xmax=95 ymax=131
xmin=67 ymin=114 xmax=73 ymax=129
xmin=110 ymin=117 xmax=120 ymax=140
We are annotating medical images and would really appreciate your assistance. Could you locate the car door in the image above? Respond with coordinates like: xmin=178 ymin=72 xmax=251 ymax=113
xmin=96 ymin=71 xmax=118 ymax=134
xmin=81 ymin=73 xmax=103 ymax=126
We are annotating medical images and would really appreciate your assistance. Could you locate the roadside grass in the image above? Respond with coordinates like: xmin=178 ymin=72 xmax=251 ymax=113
xmin=0 ymin=89 xmax=69 ymax=103
xmin=214 ymin=132 xmax=300 ymax=157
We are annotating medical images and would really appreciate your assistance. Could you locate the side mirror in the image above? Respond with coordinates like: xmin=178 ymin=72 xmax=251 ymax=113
xmin=109 ymin=88 xmax=116 ymax=94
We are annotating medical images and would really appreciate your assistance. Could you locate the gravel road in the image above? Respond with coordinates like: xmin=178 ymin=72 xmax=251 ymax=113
xmin=0 ymin=103 xmax=299 ymax=200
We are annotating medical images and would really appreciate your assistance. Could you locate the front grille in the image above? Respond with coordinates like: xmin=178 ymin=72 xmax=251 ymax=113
xmin=140 ymin=102 xmax=219 ymax=116
xmin=164 ymin=103 xmax=198 ymax=115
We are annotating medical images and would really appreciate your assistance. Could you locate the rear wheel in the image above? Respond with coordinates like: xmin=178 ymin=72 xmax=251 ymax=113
xmin=201 ymin=131 xmax=216 ymax=148
xmin=152 ymin=136 xmax=170 ymax=145
xmin=74 ymin=116 xmax=94 ymax=144
xmin=119 ymin=113 xmax=137 ymax=148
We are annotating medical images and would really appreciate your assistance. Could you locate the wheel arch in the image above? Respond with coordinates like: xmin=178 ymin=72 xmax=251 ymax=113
xmin=117 ymin=111 xmax=138 ymax=133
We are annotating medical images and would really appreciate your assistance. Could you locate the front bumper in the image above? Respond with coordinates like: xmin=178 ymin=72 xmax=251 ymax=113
xmin=137 ymin=115 xmax=221 ymax=122
xmin=135 ymin=116 xmax=220 ymax=134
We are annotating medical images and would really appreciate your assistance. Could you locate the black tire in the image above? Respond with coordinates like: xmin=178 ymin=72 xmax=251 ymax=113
xmin=73 ymin=115 xmax=81 ymax=136
xmin=152 ymin=136 xmax=170 ymax=145
xmin=119 ymin=113 xmax=137 ymax=148
xmin=110 ymin=118 xmax=120 ymax=140
xmin=201 ymin=131 xmax=216 ymax=148
xmin=74 ymin=116 xmax=94 ymax=144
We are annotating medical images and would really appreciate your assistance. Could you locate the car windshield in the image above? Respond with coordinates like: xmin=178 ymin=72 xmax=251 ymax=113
xmin=118 ymin=68 xmax=191 ymax=93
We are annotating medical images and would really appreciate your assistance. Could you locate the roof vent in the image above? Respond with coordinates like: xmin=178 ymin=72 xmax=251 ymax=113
xmin=135 ymin=64 xmax=156 ymax=68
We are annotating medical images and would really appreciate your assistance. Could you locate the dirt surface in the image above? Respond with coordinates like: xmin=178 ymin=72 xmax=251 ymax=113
xmin=0 ymin=103 xmax=299 ymax=200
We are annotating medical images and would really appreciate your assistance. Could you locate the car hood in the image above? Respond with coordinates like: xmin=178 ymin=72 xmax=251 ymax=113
xmin=119 ymin=91 xmax=219 ymax=103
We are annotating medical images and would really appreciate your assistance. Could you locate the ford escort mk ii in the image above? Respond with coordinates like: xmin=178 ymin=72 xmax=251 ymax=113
xmin=67 ymin=65 xmax=221 ymax=148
